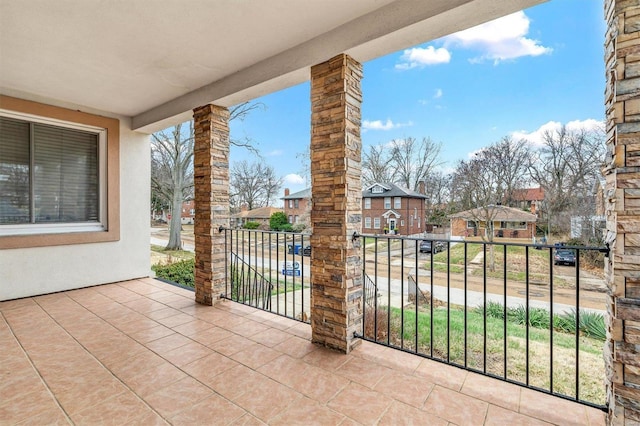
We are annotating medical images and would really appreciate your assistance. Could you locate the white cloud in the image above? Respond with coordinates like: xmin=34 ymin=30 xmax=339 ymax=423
xmin=266 ymin=149 xmax=283 ymax=157
xmin=512 ymin=119 xmax=604 ymax=146
xmin=433 ymin=89 xmax=443 ymax=99
xmin=445 ymin=11 xmax=552 ymax=64
xmin=362 ymin=119 xmax=413 ymax=131
xmin=283 ymin=174 xmax=305 ymax=185
xmin=395 ymin=46 xmax=451 ymax=70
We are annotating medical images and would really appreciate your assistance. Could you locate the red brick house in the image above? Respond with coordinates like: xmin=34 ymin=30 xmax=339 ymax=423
xmin=449 ymin=205 xmax=537 ymax=239
xmin=231 ymin=206 xmax=282 ymax=228
xmin=362 ymin=183 xmax=427 ymax=235
xmin=282 ymin=188 xmax=311 ymax=226
xmin=510 ymin=187 xmax=544 ymax=215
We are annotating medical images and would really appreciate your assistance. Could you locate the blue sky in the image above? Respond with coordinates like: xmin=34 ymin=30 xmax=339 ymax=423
xmin=229 ymin=0 xmax=606 ymax=201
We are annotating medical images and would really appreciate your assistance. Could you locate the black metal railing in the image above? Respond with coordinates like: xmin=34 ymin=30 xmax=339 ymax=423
xmin=223 ymin=228 xmax=311 ymax=323
xmin=359 ymin=233 xmax=609 ymax=410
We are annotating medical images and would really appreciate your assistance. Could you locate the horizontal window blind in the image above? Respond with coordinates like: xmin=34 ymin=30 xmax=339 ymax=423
xmin=0 ymin=116 xmax=99 ymax=225
xmin=0 ymin=117 xmax=30 ymax=224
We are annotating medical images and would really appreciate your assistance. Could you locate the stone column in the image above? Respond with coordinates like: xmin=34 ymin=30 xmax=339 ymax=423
xmin=310 ymin=54 xmax=363 ymax=353
xmin=193 ymin=104 xmax=230 ymax=305
xmin=603 ymin=1 xmax=640 ymax=423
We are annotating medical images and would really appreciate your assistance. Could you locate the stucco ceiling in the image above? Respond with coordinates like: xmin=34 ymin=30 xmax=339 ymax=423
xmin=0 ymin=0 xmax=545 ymax=133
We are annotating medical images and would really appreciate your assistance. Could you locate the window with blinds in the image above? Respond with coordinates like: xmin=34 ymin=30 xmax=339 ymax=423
xmin=0 ymin=116 xmax=99 ymax=226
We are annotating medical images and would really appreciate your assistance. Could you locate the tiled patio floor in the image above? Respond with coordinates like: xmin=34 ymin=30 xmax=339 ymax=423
xmin=1 ymin=279 xmax=605 ymax=425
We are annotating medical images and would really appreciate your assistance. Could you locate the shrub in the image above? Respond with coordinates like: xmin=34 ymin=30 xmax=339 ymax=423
xmin=292 ymin=223 xmax=307 ymax=232
xmin=152 ymin=259 xmax=194 ymax=287
xmin=243 ymin=221 xmax=260 ymax=229
xmin=270 ymin=211 xmax=289 ymax=231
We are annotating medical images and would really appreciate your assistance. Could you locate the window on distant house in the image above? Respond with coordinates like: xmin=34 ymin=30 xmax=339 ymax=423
xmin=365 ymin=217 xmax=371 ymax=228
xmin=364 ymin=198 xmax=371 ymax=209
xmin=394 ymin=197 xmax=401 ymax=209
xmin=190 ymin=209 xmax=195 ymax=215
xmin=410 ymin=216 xmax=413 ymax=226
xmin=374 ymin=217 xmax=381 ymax=229
xmin=0 ymin=115 xmax=106 ymax=232
xmin=295 ymin=215 xmax=299 ymax=223
xmin=384 ymin=197 xmax=391 ymax=209
xmin=288 ymin=200 xmax=292 ymax=208
xmin=288 ymin=215 xmax=293 ymax=223
xmin=400 ymin=220 xmax=404 ymax=226
xmin=467 ymin=220 xmax=477 ymax=228
xmin=294 ymin=199 xmax=299 ymax=209
xmin=372 ymin=185 xmax=384 ymax=194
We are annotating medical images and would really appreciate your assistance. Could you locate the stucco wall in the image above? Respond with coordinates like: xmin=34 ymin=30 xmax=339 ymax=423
xmin=0 ymin=102 xmax=150 ymax=301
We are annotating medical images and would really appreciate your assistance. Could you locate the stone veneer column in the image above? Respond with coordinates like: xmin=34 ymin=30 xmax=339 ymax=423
xmin=192 ymin=105 xmax=230 ymax=305
xmin=310 ymin=54 xmax=363 ymax=353
xmin=603 ymin=1 xmax=640 ymax=423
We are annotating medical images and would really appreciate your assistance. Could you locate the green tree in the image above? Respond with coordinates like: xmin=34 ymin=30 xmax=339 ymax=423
xmin=270 ymin=212 xmax=288 ymax=231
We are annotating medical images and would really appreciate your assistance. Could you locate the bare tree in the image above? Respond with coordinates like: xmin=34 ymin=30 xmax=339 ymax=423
xmin=151 ymin=122 xmax=194 ymax=250
xmin=362 ymin=144 xmax=394 ymax=186
xmin=230 ymin=160 xmax=282 ymax=211
xmin=389 ymin=137 xmax=443 ymax=191
xmin=423 ymin=171 xmax=452 ymax=226
xmin=150 ymin=101 xmax=264 ymax=250
xmin=528 ymin=125 xmax=605 ymax=235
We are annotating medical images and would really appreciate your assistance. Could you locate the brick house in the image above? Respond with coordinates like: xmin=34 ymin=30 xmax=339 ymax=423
xmin=362 ymin=183 xmax=427 ymax=236
xmin=282 ymin=188 xmax=311 ymax=226
xmin=510 ymin=187 xmax=544 ymax=215
xmin=449 ymin=205 xmax=537 ymax=239
xmin=231 ymin=206 xmax=282 ymax=228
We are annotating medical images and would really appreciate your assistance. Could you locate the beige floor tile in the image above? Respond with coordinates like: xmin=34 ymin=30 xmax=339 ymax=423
xmin=128 ymin=323 xmax=175 ymax=343
xmin=413 ymin=358 xmax=468 ymax=391
xmin=270 ymin=397 xmax=345 ymax=426
xmin=273 ymin=335 xmax=318 ymax=358
xmin=209 ymin=334 xmax=260 ymax=356
xmin=232 ymin=375 xmax=304 ymax=422
xmin=207 ymin=364 xmax=265 ymax=400
xmin=327 ymin=382 xmax=393 ymax=425
xmin=0 ymin=387 xmax=60 ymax=424
xmin=378 ymin=400 xmax=448 ymax=426
xmin=14 ymin=407 xmax=71 ymax=426
xmin=302 ymin=346 xmax=350 ymax=370
xmin=154 ymin=312 xmax=195 ymax=328
xmin=189 ymin=326 xmax=234 ymax=346
xmin=171 ymin=318 xmax=215 ymax=336
xmin=161 ymin=340 xmax=213 ymax=367
xmin=519 ymin=388 xmax=591 ymax=426
xmin=181 ymin=351 xmax=240 ymax=385
xmin=144 ymin=376 xmax=214 ymax=418
xmin=335 ymin=356 xmax=391 ymax=389
xmin=423 ymin=385 xmax=489 ymax=425
xmin=71 ymin=391 xmax=155 ymax=425
xmin=124 ymin=361 xmax=188 ymax=397
xmin=374 ymin=371 xmax=434 ymax=408
xmin=231 ymin=343 xmax=281 ymax=369
xmin=485 ymin=404 xmax=552 ymax=426
xmin=289 ymin=363 xmax=350 ymax=404
xmin=169 ymin=394 xmax=246 ymax=425
xmin=144 ymin=332 xmax=192 ymax=355
xmin=249 ymin=327 xmax=292 ymax=347
xmin=460 ymin=371 xmax=522 ymax=412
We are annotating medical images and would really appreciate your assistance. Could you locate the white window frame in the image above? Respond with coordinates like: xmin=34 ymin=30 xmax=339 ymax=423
xmin=394 ymin=197 xmax=401 ymax=209
xmin=374 ymin=217 xmax=381 ymax=229
xmin=364 ymin=198 xmax=371 ymax=209
xmin=364 ymin=217 xmax=371 ymax=228
xmin=0 ymin=110 xmax=108 ymax=236
xmin=384 ymin=197 xmax=391 ymax=209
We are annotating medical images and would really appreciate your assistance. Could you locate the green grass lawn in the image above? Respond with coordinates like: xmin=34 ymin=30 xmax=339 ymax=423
xmin=364 ymin=305 xmax=605 ymax=406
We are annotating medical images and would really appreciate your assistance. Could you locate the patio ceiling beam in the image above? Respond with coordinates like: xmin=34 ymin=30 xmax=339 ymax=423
xmin=132 ymin=0 xmax=545 ymax=134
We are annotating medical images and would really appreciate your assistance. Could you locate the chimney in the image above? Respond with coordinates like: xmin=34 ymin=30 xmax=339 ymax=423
xmin=284 ymin=188 xmax=290 ymax=196
xmin=418 ymin=180 xmax=425 ymax=195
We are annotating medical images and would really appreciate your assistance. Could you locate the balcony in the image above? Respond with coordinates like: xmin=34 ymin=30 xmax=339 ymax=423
xmin=3 ymin=277 xmax=605 ymax=424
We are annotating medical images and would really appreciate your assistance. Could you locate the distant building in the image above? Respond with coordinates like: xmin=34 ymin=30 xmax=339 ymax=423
xmin=231 ymin=206 xmax=283 ymax=228
xmin=282 ymin=188 xmax=311 ymax=226
xmin=362 ymin=182 xmax=427 ymax=236
xmin=449 ymin=205 xmax=537 ymax=239
xmin=510 ymin=187 xmax=544 ymax=215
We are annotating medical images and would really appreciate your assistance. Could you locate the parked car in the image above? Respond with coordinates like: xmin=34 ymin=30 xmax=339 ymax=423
xmin=288 ymin=244 xmax=311 ymax=256
xmin=419 ymin=240 xmax=445 ymax=254
xmin=554 ymin=248 xmax=576 ymax=266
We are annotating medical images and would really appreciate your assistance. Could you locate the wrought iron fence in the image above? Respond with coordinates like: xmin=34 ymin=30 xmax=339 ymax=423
xmin=358 ymin=234 xmax=609 ymax=410
xmin=223 ymin=228 xmax=311 ymax=323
